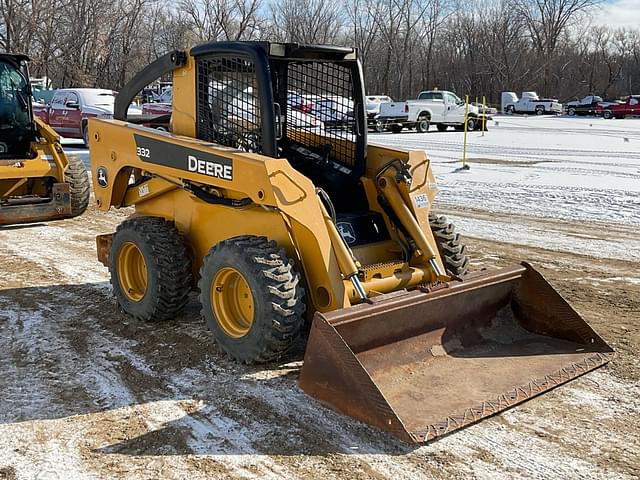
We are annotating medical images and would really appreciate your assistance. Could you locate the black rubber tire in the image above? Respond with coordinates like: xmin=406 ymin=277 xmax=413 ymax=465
xmin=64 ymin=154 xmax=90 ymax=217
xmin=568 ymin=107 xmax=576 ymax=116
xmin=506 ymin=105 xmax=515 ymax=114
xmin=603 ymin=110 xmax=613 ymax=119
xmin=81 ymin=121 xmax=89 ymax=146
xmin=390 ymin=124 xmax=403 ymax=133
xmin=199 ymin=235 xmax=306 ymax=364
xmin=415 ymin=116 xmax=430 ymax=133
xmin=373 ymin=120 xmax=385 ymax=133
xmin=110 ymin=217 xmax=192 ymax=321
xmin=429 ymin=213 xmax=470 ymax=276
xmin=466 ymin=118 xmax=476 ymax=131
xmin=535 ymin=106 xmax=545 ymax=115
xmin=436 ymin=124 xmax=448 ymax=132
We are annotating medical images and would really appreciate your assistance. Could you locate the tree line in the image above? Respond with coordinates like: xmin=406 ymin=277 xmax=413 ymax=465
xmin=1 ymin=0 xmax=639 ymax=104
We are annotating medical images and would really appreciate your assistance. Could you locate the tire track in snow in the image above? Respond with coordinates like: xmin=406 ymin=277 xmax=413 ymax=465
xmin=373 ymin=135 xmax=640 ymax=162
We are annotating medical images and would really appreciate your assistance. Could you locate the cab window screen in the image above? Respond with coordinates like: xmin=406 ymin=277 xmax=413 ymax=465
xmin=286 ymin=61 xmax=356 ymax=170
xmin=196 ymin=55 xmax=261 ymax=153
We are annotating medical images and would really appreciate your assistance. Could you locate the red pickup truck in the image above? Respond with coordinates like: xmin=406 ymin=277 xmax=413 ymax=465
xmin=32 ymin=88 xmax=132 ymax=145
xmin=598 ymin=95 xmax=640 ymax=119
xmin=141 ymin=101 xmax=172 ymax=130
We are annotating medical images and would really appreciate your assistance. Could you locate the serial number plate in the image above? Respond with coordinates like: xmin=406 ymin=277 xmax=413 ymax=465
xmin=412 ymin=193 xmax=430 ymax=209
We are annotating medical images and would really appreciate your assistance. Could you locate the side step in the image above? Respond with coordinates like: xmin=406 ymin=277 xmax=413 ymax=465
xmin=299 ymin=263 xmax=614 ymax=443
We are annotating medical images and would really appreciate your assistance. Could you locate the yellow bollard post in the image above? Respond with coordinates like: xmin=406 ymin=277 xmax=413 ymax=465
xmin=482 ymin=95 xmax=486 ymax=136
xmin=462 ymin=95 xmax=469 ymax=169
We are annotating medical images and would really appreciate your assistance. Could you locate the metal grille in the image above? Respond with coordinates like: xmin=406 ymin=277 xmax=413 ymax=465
xmin=197 ymin=55 xmax=261 ymax=152
xmin=286 ymin=62 xmax=356 ymax=169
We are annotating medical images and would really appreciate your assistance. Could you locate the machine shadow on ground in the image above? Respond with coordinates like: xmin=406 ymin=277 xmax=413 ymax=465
xmin=0 ymin=282 xmax=422 ymax=457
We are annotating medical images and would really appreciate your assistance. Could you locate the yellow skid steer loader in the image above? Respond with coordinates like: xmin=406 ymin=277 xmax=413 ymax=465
xmin=0 ymin=54 xmax=89 ymax=226
xmin=88 ymin=42 xmax=613 ymax=443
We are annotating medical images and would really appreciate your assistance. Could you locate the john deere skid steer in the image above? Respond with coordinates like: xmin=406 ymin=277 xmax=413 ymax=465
xmin=88 ymin=42 xmax=613 ymax=443
xmin=0 ymin=54 xmax=89 ymax=226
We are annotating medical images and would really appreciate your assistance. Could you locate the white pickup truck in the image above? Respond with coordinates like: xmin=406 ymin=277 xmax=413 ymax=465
xmin=501 ymin=91 xmax=563 ymax=115
xmin=377 ymin=90 xmax=489 ymax=133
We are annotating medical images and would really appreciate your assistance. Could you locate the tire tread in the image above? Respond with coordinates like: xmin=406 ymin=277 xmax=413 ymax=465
xmin=199 ymin=235 xmax=305 ymax=363
xmin=429 ymin=213 xmax=470 ymax=276
xmin=110 ymin=216 xmax=192 ymax=321
xmin=64 ymin=154 xmax=90 ymax=217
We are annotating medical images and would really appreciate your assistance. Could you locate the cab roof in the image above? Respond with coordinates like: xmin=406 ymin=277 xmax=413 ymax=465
xmin=0 ymin=53 xmax=30 ymax=64
xmin=190 ymin=41 xmax=357 ymax=61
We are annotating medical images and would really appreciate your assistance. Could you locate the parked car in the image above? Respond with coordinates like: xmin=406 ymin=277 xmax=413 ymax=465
xmin=471 ymin=102 xmax=497 ymax=115
xmin=141 ymin=89 xmax=325 ymax=134
xmin=141 ymin=102 xmax=172 ymax=116
xmin=366 ymin=95 xmax=392 ymax=118
xmin=366 ymin=95 xmax=392 ymax=131
xmin=501 ymin=91 xmax=563 ymax=115
xmin=378 ymin=90 xmax=490 ymax=133
xmin=31 ymin=85 xmax=56 ymax=105
xmin=565 ymin=95 xmax=604 ymax=116
xmin=32 ymin=88 xmax=137 ymax=145
xmin=288 ymin=91 xmax=314 ymax=113
xmin=594 ymin=99 xmax=623 ymax=116
xmin=139 ymin=103 xmax=172 ymax=130
xmin=309 ymin=96 xmax=354 ymax=128
xmin=232 ymin=92 xmax=324 ymax=130
xmin=155 ymin=86 xmax=172 ymax=104
xmin=598 ymin=95 xmax=640 ymax=119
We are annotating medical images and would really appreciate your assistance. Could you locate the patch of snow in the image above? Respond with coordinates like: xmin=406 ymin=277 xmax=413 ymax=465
xmin=372 ymin=115 xmax=640 ymax=230
xmin=447 ymin=215 xmax=640 ymax=261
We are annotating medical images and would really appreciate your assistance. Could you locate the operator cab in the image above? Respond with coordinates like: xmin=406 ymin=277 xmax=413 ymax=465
xmin=114 ymin=42 xmax=387 ymax=247
xmin=191 ymin=42 xmax=373 ymax=227
xmin=189 ymin=42 xmax=387 ymax=247
xmin=0 ymin=54 xmax=34 ymax=159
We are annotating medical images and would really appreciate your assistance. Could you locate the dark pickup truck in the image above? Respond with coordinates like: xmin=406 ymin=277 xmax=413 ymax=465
xmin=565 ymin=95 xmax=603 ymax=116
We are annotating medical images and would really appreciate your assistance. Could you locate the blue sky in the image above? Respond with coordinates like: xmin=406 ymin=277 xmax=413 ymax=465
xmin=597 ymin=0 xmax=640 ymax=28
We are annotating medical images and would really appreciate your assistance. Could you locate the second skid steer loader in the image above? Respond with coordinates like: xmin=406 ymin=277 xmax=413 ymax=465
xmin=0 ymin=54 xmax=89 ymax=226
xmin=88 ymin=42 xmax=613 ymax=443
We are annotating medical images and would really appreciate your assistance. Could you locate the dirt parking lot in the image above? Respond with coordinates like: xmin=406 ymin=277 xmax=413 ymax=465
xmin=1 ymin=117 xmax=639 ymax=479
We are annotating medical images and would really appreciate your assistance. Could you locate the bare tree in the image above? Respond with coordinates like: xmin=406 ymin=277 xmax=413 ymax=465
xmin=1 ymin=0 xmax=639 ymax=101
xmin=179 ymin=0 xmax=262 ymax=41
xmin=509 ymin=0 xmax=603 ymax=94
xmin=269 ymin=0 xmax=344 ymax=44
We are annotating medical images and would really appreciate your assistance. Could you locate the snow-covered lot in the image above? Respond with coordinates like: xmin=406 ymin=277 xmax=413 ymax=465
xmin=0 ymin=116 xmax=638 ymax=479
xmin=372 ymin=115 xmax=640 ymax=261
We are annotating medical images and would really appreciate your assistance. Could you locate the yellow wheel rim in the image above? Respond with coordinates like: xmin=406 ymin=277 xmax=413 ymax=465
xmin=117 ymin=241 xmax=148 ymax=302
xmin=211 ymin=267 xmax=255 ymax=338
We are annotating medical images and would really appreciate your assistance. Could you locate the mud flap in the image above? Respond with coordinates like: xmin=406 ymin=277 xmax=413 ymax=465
xmin=0 ymin=183 xmax=72 ymax=226
xmin=299 ymin=263 xmax=614 ymax=443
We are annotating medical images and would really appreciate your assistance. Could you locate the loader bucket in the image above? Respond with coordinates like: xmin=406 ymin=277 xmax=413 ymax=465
xmin=299 ymin=263 xmax=614 ymax=443
xmin=0 ymin=183 xmax=73 ymax=226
